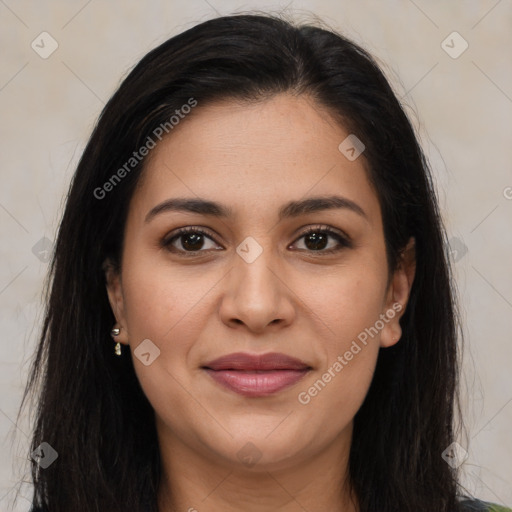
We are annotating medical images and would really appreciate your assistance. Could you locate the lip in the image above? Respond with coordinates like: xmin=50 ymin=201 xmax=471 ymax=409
xmin=204 ymin=352 xmax=310 ymax=371
xmin=202 ymin=352 xmax=312 ymax=397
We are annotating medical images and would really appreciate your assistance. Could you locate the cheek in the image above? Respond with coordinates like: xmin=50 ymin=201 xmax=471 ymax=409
xmin=295 ymin=258 xmax=388 ymax=347
xmin=119 ymin=253 xmax=220 ymax=399
xmin=292 ymin=255 xmax=387 ymax=410
xmin=295 ymin=342 xmax=379 ymax=451
xmin=121 ymin=251 xmax=215 ymax=344
xmin=295 ymin=271 xmax=385 ymax=438
xmin=119 ymin=260 xmax=210 ymax=436
xmin=291 ymin=297 xmax=382 ymax=460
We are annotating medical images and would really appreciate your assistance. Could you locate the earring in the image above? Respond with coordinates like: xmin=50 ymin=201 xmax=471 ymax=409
xmin=111 ymin=326 xmax=122 ymax=356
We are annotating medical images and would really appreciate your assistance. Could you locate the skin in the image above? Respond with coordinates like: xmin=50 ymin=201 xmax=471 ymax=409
xmin=105 ymin=93 xmax=416 ymax=512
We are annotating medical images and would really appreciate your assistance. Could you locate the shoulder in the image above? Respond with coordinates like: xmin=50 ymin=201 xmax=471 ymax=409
xmin=459 ymin=497 xmax=512 ymax=512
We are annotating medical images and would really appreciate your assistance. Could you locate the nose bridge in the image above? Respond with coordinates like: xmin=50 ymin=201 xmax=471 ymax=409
xmin=232 ymin=235 xmax=279 ymax=299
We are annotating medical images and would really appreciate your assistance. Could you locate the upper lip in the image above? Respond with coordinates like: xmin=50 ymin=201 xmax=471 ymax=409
xmin=203 ymin=352 xmax=311 ymax=371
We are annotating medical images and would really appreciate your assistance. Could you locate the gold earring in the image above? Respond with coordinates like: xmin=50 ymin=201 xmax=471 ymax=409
xmin=111 ymin=326 xmax=122 ymax=356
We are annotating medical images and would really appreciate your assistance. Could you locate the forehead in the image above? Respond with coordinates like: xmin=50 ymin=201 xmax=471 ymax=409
xmin=131 ymin=93 xmax=380 ymax=223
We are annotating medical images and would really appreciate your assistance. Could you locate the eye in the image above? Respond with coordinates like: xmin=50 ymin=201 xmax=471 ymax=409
xmin=291 ymin=225 xmax=352 ymax=254
xmin=161 ymin=224 xmax=352 ymax=256
xmin=161 ymin=227 xmax=221 ymax=255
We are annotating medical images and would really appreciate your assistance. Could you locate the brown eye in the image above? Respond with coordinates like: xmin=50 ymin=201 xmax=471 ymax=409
xmin=179 ymin=232 xmax=205 ymax=251
xmin=162 ymin=227 xmax=221 ymax=254
xmin=292 ymin=226 xmax=352 ymax=254
xmin=303 ymin=231 xmax=329 ymax=251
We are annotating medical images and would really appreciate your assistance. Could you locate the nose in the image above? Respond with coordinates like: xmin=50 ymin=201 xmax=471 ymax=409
xmin=219 ymin=243 xmax=295 ymax=334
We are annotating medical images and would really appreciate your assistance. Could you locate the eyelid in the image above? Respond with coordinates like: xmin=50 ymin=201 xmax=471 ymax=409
xmin=293 ymin=224 xmax=351 ymax=244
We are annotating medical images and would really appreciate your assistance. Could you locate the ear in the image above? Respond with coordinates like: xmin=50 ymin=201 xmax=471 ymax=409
xmin=103 ymin=258 xmax=130 ymax=346
xmin=380 ymin=237 xmax=416 ymax=348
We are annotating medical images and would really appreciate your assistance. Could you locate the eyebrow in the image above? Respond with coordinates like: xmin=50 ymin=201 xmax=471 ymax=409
xmin=144 ymin=195 xmax=368 ymax=223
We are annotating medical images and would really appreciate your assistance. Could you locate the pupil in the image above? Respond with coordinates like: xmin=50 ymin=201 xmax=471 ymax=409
xmin=182 ymin=233 xmax=204 ymax=251
xmin=305 ymin=232 xmax=327 ymax=250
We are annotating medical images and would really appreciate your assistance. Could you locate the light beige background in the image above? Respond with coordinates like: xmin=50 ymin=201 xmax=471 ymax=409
xmin=1 ymin=1 xmax=511 ymax=510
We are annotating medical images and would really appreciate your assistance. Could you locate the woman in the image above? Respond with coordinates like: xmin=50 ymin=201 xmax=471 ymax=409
xmin=20 ymin=12 xmax=511 ymax=512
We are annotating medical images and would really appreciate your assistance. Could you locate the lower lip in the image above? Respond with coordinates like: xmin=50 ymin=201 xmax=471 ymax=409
xmin=203 ymin=369 xmax=310 ymax=397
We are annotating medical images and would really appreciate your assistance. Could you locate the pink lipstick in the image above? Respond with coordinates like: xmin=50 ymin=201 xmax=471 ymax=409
xmin=202 ymin=352 xmax=311 ymax=397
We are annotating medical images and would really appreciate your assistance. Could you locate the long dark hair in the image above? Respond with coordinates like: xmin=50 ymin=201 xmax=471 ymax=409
xmin=20 ymin=12 xmax=466 ymax=512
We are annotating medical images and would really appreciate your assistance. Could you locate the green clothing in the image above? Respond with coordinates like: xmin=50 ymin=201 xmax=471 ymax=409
xmin=460 ymin=497 xmax=512 ymax=511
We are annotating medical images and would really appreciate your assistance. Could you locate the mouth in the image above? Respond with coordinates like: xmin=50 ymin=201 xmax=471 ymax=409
xmin=202 ymin=352 xmax=312 ymax=397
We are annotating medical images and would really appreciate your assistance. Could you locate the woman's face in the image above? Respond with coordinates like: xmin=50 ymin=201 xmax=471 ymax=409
xmin=106 ymin=93 xmax=414 ymax=472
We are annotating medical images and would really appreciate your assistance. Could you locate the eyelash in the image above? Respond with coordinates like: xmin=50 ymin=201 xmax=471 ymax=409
xmin=161 ymin=225 xmax=352 ymax=257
